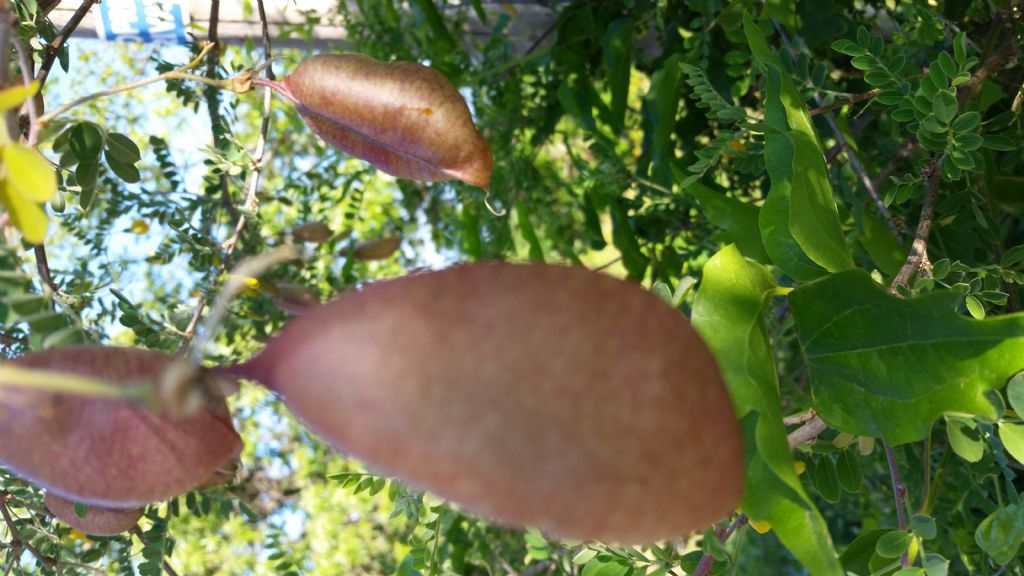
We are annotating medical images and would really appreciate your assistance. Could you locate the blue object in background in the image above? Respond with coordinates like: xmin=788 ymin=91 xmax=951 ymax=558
xmin=96 ymin=0 xmax=189 ymax=45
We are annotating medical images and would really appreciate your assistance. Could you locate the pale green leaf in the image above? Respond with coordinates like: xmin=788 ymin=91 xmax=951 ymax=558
xmin=3 ymin=144 xmax=57 ymax=202
xmin=998 ymin=422 xmax=1024 ymax=464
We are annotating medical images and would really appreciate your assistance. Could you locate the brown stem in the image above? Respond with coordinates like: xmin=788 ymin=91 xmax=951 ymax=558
xmin=882 ymin=440 xmax=910 ymax=567
xmin=0 ymin=493 xmax=55 ymax=571
xmin=889 ymin=158 xmax=942 ymax=293
xmin=33 ymin=245 xmax=60 ymax=295
xmin=35 ymin=0 xmax=98 ymax=89
xmin=787 ymin=415 xmax=828 ymax=448
xmin=872 ymin=139 xmax=917 ymax=191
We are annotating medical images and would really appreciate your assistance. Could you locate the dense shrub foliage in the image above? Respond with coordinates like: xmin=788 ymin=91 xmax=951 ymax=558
xmin=1 ymin=1 xmax=1023 ymax=575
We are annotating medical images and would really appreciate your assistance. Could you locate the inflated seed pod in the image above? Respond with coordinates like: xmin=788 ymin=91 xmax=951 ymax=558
xmin=0 ymin=346 xmax=243 ymax=508
xmin=45 ymin=492 xmax=143 ymax=536
xmin=231 ymin=262 xmax=743 ymax=544
xmin=271 ymin=54 xmax=492 ymax=188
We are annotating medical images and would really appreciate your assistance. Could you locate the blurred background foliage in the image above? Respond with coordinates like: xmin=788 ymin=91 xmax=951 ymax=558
xmin=1 ymin=0 xmax=1023 ymax=574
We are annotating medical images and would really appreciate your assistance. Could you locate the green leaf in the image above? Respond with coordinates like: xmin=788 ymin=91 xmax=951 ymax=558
xmin=932 ymin=91 xmax=957 ymax=124
xmin=76 ymin=159 xmax=100 ymax=210
xmin=789 ymin=269 xmax=1024 ymax=445
xmin=581 ymin=555 xmax=630 ymax=576
xmin=965 ymin=294 xmax=985 ymax=319
xmin=975 ymin=504 xmax=1024 ymax=565
xmin=572 ymin=549 xmax=598 ymax=565
xmin=692 ymin=245 xmax=841 ymax=576
xmin=513 ymin=200 xmax=544 ymax=262
xmin=1007 ymin=372 xmax=1024 ymax=415
xmin=408 ymin=0 xmax=456 ymax=52
xmin=911 ymin=514 xmax=937 ymax=540
xmin=839 ymin=529 xmax=889 ymax=574
xmin=937 ymin=52 xmax=957 ymax=79
xmin=946 ymin=416 xmax=984 ymax=462
xmin=602 ymin=18 xmax=633 ymax=134
xmin=983 ymin=134 xmax=1016 ymax=151
xmin=687 ymin=182 xmax=768 ymax=263
xmin=998 ymin=422 xmax=1024 ymax=463
xmin=923 ymin=553 xmax=949 ymax=576
xmin=951 ymin=111 xmax=980 ymax=133
xmin=835 ymin=448 xmax=863 ymax=493
xmin=954 ymin=33 xmax=967 ymax=65
xmin=105 ymin=132 xmax=141 ymax=164
xmin=875 ymin=530 xmax=912 ymax=558
xmin=1001 ymin=245 xmax=1024 ymax=268
xmin=811 ymin=455 xmax=841 ymax=503
xmin=610 ymin=199 xmax=646 ymax=281
xmin=747 ymin=18 xmax=852 ymax=279
xmin=831 ymin=39 xmax=863 ymax=56
xmin=894 ymin=569 xmax=926 ymax=576
xmin=105 ymin=152 xmax=141 ymax=184
xmin=788 ymin=131 xmax=854 ymax=272
xmin=69 ymin=122 xmax=104 ymax=161
xmin=858 ymin=212 xmax=905 ymax=277
xmin=644 ymin=55 xmax=683 ymax=187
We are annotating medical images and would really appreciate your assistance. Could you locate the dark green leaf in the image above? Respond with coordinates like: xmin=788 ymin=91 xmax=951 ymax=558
xmin=835 ymin=449 xmax=863 ymax=494
xmin=983 ymin=135 xmax=1016 ymax=151
xmin=812 ymin=455 xmax=841 ymax=503
xmin=105 ymin=132 xmax=141 ymax=163
xmin=69 ymin=122 xmax=104 ymax=161
xmin=1001 ymin=245 xmax=1024 ymax=268
xmin=76 ymin=159 xmax=100 ymax=210
xmin=789 ymin=270 xmax=1024 ymax=444
xmin=105 ymin=153 xmax=141 ymax=184
xmin=513 ymin=200 xmax=544 ymax=262
xmin=937 ymin=52 xmax=957 ymax=79
xmin=832 ymin=39 xmax=863 ymax=56
xmin=839 ymin=529 xmax=888 ymax=573
xmin=602 ymin=18 xmax=633 ymax=134
xmin=610 ymin=200 xmax=646 ymax=281
xmin=687 ymin=182 xmax=768 ymax=263
xmin=951 ymin=111 xmax=980 ymax=133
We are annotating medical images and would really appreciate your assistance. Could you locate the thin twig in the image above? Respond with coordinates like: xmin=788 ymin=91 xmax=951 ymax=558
xmin=889 ymin=157 xmax=942 ymax=292
xmin=179 ymin=0 xmax=277 ymax=353
xmin=808 ymin=88 xmax=882 ymax=117
xmin=787 ymin=415 xmax=827 ymax=448
xmin=0 ymin=493 xmax=54 ymax=571
xmin=33 ymin=245 xmax=61 ymax=294
xmin=782 ymin=409 xmax=816 ymax=426
xmin=872 ymin=139 xmax=917 ymax=191
xmin=35 ymin=0 xmax=98 ymax=89
xmin=11 ymin=30 xmax=41 ymax=147
xmin=37 ymin=43 xmax=221 ymax=126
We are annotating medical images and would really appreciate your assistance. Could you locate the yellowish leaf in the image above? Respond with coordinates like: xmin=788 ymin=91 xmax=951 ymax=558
xmin=858 ymin=436 xmax=876 ymax=456
xmin=831 ymin=431 xmax=856 ymax=449
xmin=129 ymin=220 xmax=149 ymax=234
xmin=748 ymin=518 xmax=772 ymax=534
xmin=0 ymin=82 xmax=38 ymax=112
xmin=3 ymin=144 xmax=57 ymax=202
xmin=793 ymin=460 xmax=806 ymax=476
xmin=0 ymin=179 xmax=48 ymax=244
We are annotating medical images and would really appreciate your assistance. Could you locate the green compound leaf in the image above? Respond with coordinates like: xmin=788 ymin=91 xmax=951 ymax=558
xmin=790 ymin=269 xmax=1024 ymax=445
xmin=693 ymin=245 xmax=841 ymax=576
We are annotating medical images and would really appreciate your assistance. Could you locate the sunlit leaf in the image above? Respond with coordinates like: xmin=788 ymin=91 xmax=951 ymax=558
xmin=790 ymin=270 xmax=1024 ymax=444
xmin=692 ymin=245 xmax=841 ymax=575
xmin=0 ymin=81 xmax=38 ymax=112
xmin=0 ymin=178 xmax=48 ymax=244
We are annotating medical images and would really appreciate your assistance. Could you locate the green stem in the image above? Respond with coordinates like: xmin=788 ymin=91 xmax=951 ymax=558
xmin=0 ymin=364 xmax=144 ymax=400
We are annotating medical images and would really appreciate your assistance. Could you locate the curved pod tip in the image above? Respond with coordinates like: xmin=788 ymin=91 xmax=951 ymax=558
xmin=240 ymin=262 xmax=744 ymax=544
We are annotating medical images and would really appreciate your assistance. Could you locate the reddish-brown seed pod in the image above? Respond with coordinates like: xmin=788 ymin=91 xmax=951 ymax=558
xmin=274 ymin=54 xmax=492 ymax=188
xmin=0 ymin=347 xmax=243 ymax=508
xmin=44 ymin=492 xmax=143 ymax=536
xmin=233 ymin=262 xmax=743 ymax=544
